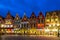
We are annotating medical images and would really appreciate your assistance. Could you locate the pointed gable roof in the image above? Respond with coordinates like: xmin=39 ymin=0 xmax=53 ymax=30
xmin=14 ymin=13 xmax=20 ymax=20
xmin=22 ymin=13 xmax=28 ymax=22
xmin=30 ymin=12 xmax=36 ymax=20
xmin=37 ymin=12 xmax=44 ymax=19
xmin=5 ymin=11 xmax=13 ymax=19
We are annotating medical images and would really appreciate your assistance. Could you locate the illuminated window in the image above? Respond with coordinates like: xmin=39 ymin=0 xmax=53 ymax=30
xmin=1 ymin=24 xmax=4 ymax=27
xmin=51 ymin=19 xmax=54 ymax=22
xmin=4 ymin=25 xmax=6 ymax=27
xmin=5 ymin=20 xmax=11 ymax=24
xmin=49 ymin=25 xmax=51 ymax=27
xmin=53 ymin=24 xmax=55 ymax=26
xmin=1 ymin=29 xmax=4 ymax=31
xmin=12 ymin=29 xmax=14 ymax=33
xmin=38 ymin=24 xmax=40 ymax=27
xmin=45 ymin=28 xmax=49 ymax=32
xmin=55 ymin=18 xmax=58 ymax=21
xmin=46 ymin=19 xmax=50 ymax=22
xmin=17 ymin=17 xmax=18 ymax=20
xmin=52 ymin=29 xmax=57 ymax=31
xmin=57 ymin=24 xmax=60 ymax=26
xmin=10 ymin=25 xmax=13 ymax=27
xmin=7 ymin=25 xmax=9 ymax=27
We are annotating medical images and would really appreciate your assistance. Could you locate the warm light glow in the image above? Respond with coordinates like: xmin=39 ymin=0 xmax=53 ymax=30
xmin=14 ymin=28 xmax=19 ymax=30
xmin=12 ymin=29 xmax=14 ymax=33
xmin=49 ymin=25 xmax=51 ymax=27
xmin=10 ymin=25 xmax=13 ymax=27
xmin=7 ymin=29 xmax=11 ymax=33
xmin=8 ymin=29 xmax=11 ymax=31
xmin=30 ymin=30 xmax=32 ymax=33
xmin=1 ymin=29 xmax=3 ymax=32
xmin=5 ymin=20 xmax=11 ymax=24
xmin=14 ymin=31 xmax=17 ymax=33
xmin=1 ymin=24 xmax=4 ymax=27
xmin=51 ymin=19 xmax=54 ymax=22
xmin=7 ymin=25 xmax=9 ymax=27
xmin=46 ymin=19 xmax=50 ymax=22
xmin=57 ymin=24 xmax=60 ymax=26
xmin=17 ymin=17 xmax=18 ymax=20
xmin=53 ymin=24 xmax=55 ymax=26
xmin=4 ymin=25 xmax=6 ymax=27
xmin=52 ymin=29 xmax=57 ymax=31
xmin=55 ymin=19 xmax=58 ymax=21
xmin=45 ymin=28 xmax=49 ymax=32
xmin=37 ymin=24 xmax=44 ymax=29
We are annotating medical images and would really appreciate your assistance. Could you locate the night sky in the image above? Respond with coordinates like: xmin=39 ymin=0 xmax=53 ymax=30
xmin=0 ymin=0 xmax=60 ymax=17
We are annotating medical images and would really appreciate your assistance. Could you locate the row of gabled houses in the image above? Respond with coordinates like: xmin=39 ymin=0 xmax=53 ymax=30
xmin=0 ymin=11 xmax=60 ymax=37
xmin=0 ymin=12 xmax=44 ymax=29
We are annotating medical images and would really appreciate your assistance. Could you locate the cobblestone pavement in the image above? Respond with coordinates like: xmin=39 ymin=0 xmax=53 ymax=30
xmin=1 ymin=35 xmax=59 ymax=40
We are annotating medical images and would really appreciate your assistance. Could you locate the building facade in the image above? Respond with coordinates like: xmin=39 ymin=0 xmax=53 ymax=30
xmin=0 ymin=11 xmax=60 ymax=37
xmin=21 ymin=13 xmax=30 ymax=34
xmin=29 ymin=12 xmax=37 ymax=34
xmin=0 ymin=12 xmax=14 ymax=34
xmin=36 ymin=12 xmax=45 ymax=35
xmin=0 ymin=16 xmax=4 ymax=34
xmin=14 ymin=14 xmax=21 ymax=28
xmin=45 ymin=11 xmax=59 ymax=36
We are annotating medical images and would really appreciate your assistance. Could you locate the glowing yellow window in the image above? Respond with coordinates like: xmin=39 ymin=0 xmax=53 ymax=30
xmin=1 ymin=29 xmax=3 ymax=31
xmin=5 ymin=21 xmax=11 ymax=24
xmin=51 ymin=19 xmax=54 ymax=22
xmin=1 ymin=24 xmax=4 ymax=27
xmin=55 ymin=19 xmax=58 ymax=21
xmin=46 ymin=19 xmax=50 ymax=22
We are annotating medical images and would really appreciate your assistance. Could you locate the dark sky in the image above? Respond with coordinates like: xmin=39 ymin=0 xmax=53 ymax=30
xmin=0 ymin=0 xmax=60 ymax=17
